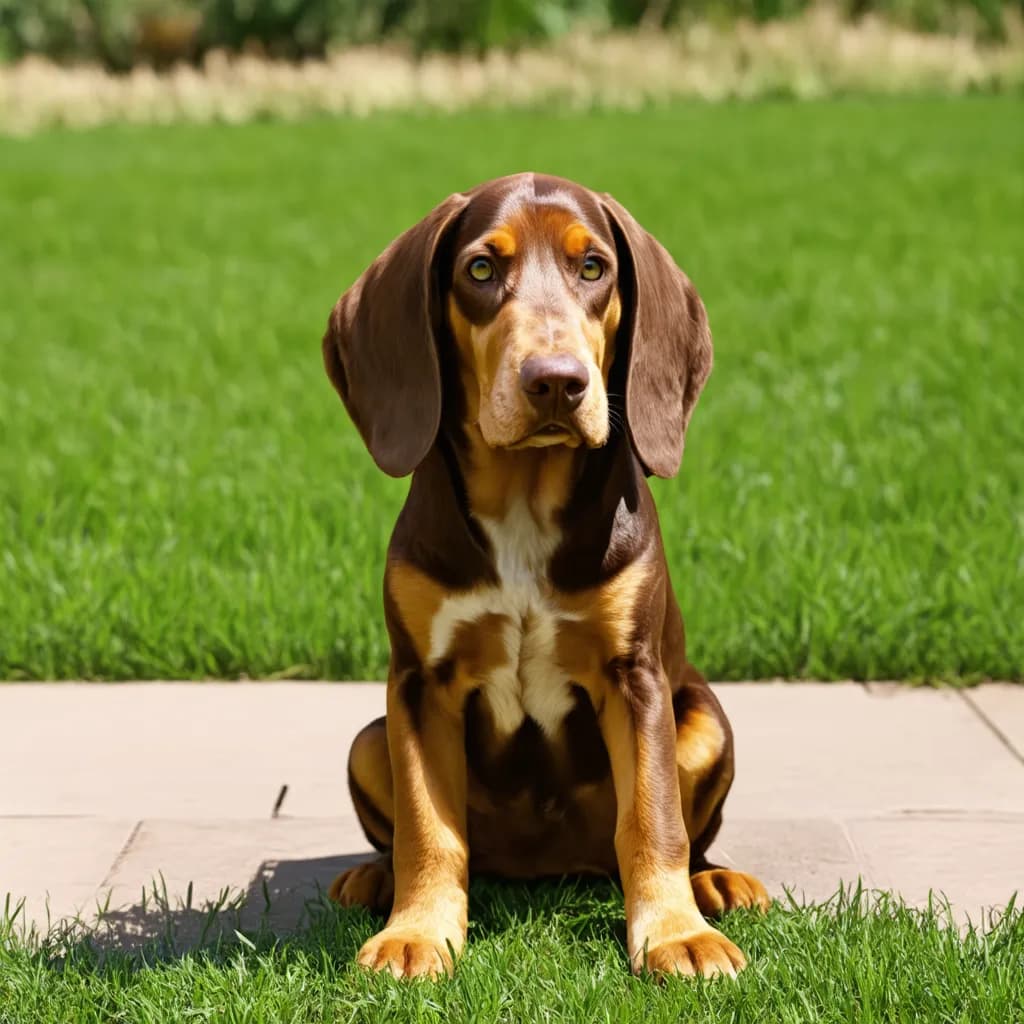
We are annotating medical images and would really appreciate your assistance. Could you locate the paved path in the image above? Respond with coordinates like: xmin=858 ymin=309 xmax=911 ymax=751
xmin=2 ymin=682 xmax=1021 ymax=947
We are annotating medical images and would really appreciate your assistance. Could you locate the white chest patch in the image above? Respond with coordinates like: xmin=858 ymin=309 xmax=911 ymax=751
xmin=427 ymin=499 xmax=579 ymax=737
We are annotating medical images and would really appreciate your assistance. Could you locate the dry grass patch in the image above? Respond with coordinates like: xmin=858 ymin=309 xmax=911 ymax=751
xmin=2 ymin=7 xmax=1022 ymax=133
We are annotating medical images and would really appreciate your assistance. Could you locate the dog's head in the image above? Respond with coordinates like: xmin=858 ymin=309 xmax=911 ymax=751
xmin=323 ymin=173 xmax=712 ymax=479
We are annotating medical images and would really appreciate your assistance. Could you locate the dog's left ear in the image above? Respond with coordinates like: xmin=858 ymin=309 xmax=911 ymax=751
xmin=600 ymin=194 xmax=713 ymax=479
xmin=322 ymin=192 xmax=469 ymax=477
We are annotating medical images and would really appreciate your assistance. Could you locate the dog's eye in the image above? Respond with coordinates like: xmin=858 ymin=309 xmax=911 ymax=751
xmin=468 ymin=257 xmax=495 ymax=282
xmin=581 ymin=256 xmax=603 ymax=281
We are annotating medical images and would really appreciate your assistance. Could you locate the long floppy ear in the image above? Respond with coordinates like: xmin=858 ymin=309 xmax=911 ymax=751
xmin=600 ymin=194 xmax=713 ymax=479
xmin=322 ymin=192 xmax=469 ymax=477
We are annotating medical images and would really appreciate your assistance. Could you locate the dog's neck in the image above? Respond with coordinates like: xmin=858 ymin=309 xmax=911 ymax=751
xmin=404 ymin=422 xmax=645 ymax=592
xmin=454 ymin=425 xmax=585 ymax=531
xmin=452 ymin=415 xmax=640 ymax=539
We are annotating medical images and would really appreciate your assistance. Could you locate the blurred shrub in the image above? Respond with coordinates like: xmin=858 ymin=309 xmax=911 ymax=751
xmin=0 ymin=0 xmax=1017 ymax=67
xmin=0 ymin=1 xmax=197 ymax=67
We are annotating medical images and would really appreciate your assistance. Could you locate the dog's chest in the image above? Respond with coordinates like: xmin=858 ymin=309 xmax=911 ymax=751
xmin=428 ymin=500 xmax=578 ymax=737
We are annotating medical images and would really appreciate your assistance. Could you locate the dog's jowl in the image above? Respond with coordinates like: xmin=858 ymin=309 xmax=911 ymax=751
xmin=321 ymin=173 xmax=769 ymax=980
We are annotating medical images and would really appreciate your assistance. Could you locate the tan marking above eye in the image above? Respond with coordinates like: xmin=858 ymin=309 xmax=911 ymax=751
xmin=486 ymin=228 xmax=517 ymax=258
xmin=563 ymin=223 xmax=591 ymax=259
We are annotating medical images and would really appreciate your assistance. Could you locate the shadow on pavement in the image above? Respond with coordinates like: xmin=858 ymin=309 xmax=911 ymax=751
xmin=15 ymin=853 xmax=376 ymax=961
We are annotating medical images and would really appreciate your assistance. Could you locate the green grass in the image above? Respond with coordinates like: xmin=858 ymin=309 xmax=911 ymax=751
xmin=1 ymin=98 xmax=1021 ymax=681
xmin=2 ymin=882 xmax=1022 ymax=1023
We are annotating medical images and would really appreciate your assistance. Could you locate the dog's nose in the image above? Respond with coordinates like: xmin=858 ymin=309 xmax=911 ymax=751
xmin=519 ymin=354 xmax=590 ymax=414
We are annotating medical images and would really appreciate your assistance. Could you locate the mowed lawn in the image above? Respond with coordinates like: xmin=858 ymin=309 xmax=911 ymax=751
xmin=0 ymin=98 xmax=1021 ymax=682
xmin=2 ymin=883 xmax=1022 ymax=1024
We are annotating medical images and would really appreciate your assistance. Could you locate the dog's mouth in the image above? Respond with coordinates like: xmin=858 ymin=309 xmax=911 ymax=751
xmin=506 ymin=420 xmax=584 ymax=449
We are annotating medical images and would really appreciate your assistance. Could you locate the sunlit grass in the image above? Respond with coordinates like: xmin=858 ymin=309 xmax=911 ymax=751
xmin=1 ymin=97 xmax=1021 ymax=681
xmin=1 ymin=881 xmax=1021 ymax=1023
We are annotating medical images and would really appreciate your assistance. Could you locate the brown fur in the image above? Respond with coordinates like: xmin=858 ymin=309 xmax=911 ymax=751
xmin=321 ymin=173 xmax=767 ymax=981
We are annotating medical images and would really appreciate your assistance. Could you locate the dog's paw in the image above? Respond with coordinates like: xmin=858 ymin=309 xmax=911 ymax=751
xmin=638 ymin=927 xmax=746 ymax=979
xmin=327 ymin=858 xmax=394 ymax=913
xmin=691 ymin=869 xmax=771 ymax=917
xmin=356 ymin=927 xmax=455 ymax=979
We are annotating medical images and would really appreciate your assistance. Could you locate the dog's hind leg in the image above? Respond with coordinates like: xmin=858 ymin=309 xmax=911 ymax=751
xmin=327 ymin=716 xmax=396 ymax=913
xmin=673 ymin=668 xmax=771 ymax=917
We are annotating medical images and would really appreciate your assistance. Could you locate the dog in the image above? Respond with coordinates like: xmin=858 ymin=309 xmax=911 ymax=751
xmin=321 ymin=173 xmax=769 ymax=980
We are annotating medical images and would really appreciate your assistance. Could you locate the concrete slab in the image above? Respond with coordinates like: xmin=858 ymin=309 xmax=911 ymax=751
xmin=0 ymin=818 xmax=137 ymax=933
xmin=847 ymin=812 xmax=1024 ymax=925
xmin=715 ymin=683 xmax=1024 ymax=818
xmin=0 ymin=683 xmax=385 ymax=819
xmin=964 ymin=685 xmax=1024 ymax=763
xmin=707 ymin=817 xmax=867 ymax=905
xmin=2 ymin=683 xmax=1022 ymax=946
xmin=5 ymin=682 xmax=1020 ymax=822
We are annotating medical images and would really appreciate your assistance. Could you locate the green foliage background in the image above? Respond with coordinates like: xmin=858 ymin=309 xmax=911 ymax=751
xmin=0 ymin=0 xmax=1017 ymax=69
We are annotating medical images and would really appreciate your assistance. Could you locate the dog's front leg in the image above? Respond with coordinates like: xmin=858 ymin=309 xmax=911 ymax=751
xmin=602 ymin=658 xmax=747 ymax=978
xmin=355 ymin=669 xmax=468 ymax=979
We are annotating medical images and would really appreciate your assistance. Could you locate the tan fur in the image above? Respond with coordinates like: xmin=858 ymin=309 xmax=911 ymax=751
xmin=448 ymin=279 xmax=585 ymax=560
xmin=360 ymin=679 xmax=470 ymax=978
xmin=562 ymin=221 xmax=591 ymax=258
xmin=690 ymin=869 xmax=770 ymax=918
xmin=553 ymin=619 xmax=606 ymax=696
xmin=601 ymin=292 xmax=621 ymax=374
xmin=348 ymin=720 xmax=394 ymax=835
xmin=556 ymin=558 xmax=654 ymax=704
xmin=599 ymin=683 xmax=744 ymax=976
xmin=676 ymin=707 xmax=728 ymax=839
xmin=386 ymin=560 xmax=448 ymax=665
xmin=584 ymin=558 xmax=652 ymax=658
xmin=445 ymin=209 xmax=618 ymax=453
xmin=458 ymin=432 xmax=578 ymax=524
xmin=455 ymin=296 xmax=608 ymax=451
xmin=485 ymin=227 xmax=517 ymax=257
xmin=330 ymin=856 xmax=394 ymax=913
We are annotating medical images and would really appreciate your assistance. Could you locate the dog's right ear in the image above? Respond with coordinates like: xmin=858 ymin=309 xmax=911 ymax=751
xmin=323 ymin=193 xmax=469 ymax=477
xmin=599 ymin=193 xmax=713 ymax=479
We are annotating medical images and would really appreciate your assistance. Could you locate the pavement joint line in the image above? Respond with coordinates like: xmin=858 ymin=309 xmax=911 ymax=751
xmin=0 ymin=814 xmax=92 ymax=820
xmin=958 ymin=690 xmax=1024 ymax=767
xmin=837 ymin=817 xmax=874 ymax=890
xmin=98 ymin=820 xmax=143 ymax=890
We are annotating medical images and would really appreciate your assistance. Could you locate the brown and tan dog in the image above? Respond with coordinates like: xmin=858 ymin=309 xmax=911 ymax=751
xmin=321 ymin=173 xmax=768 ymax=980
